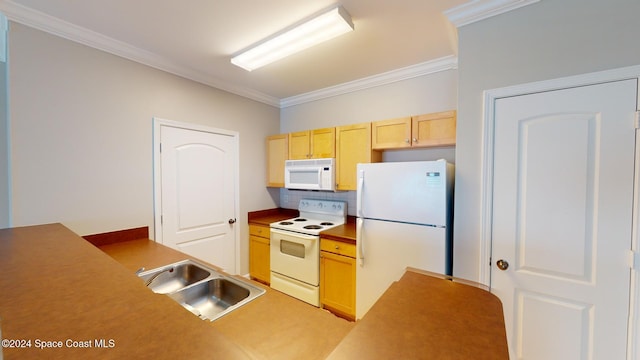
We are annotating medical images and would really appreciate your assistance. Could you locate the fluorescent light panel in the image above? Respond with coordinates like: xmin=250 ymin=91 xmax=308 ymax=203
xmin=231 ymin=6 xmax=354 ymax=71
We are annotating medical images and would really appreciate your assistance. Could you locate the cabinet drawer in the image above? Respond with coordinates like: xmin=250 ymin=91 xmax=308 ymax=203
xmin=249 ymin=224 xmax=270 ymax=239
xmin=321 ymin=238 xmax=356 ymax=258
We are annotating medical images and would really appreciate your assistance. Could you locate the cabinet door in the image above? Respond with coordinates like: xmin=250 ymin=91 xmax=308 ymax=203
xmin=320 ymin=250 xmax=356 ymax=319
xmin=266 ymin=134 xmax=288 ymax=187
xmin=411 ymin=110 xmax=456 ymax=147
xmin=249 ymin=225 xmax=270 ymax=285
xmin=371 ymin=117 xmax=412 ymax=150
xmin=288 ymin=131 xmax=311 ymax=159
xmin=335 ymin=123 xmax=380 ymax=191
xmin=311 ymin=127 xmax=335 ymax=158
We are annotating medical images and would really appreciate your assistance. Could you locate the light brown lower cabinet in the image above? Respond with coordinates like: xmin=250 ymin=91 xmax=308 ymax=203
xmin=249 ymin=224 xmax=270 ymax=285
xmin=320 ymin=238 xmax=356 ymax=320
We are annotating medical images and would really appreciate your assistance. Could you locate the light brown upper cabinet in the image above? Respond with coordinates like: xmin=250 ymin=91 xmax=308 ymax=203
xmin=371 ymin=116 xmax=412 ymax=149
xmin=371 ymin=110 xmax=456 ymax=150
xmin=289 ymin=127 xmax=336 ymax=160
xmin=266 ymin=134 xmax=288 ymax=187
xmin=335 ymin=123 xmax=382 ymax=191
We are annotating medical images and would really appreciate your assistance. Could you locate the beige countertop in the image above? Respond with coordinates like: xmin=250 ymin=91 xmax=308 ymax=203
xmin=1 ymin=222 xmax=508 ymax=359
xmin=99 ymin=237 xmax=355 ymax=360
xmin=0 ymin=224 xmax=252 ymax=359
xmin=328 ymin=268 xmax=509 ymax=359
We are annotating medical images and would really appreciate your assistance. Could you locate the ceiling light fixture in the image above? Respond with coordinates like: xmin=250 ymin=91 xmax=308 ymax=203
xmin=231 ymin=5 xmax=354 ymax=71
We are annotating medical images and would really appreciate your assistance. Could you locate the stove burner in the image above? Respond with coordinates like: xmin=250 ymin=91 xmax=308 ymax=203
xmin=320 ymin=222 xmax=334 ymax=226
xmin=303 ymin=225 xmax=323 ymax=230
xmin=279 ymin=221 xmax=294 ymax=225
xmin=294 ymin=218 xmax=307 ymax=222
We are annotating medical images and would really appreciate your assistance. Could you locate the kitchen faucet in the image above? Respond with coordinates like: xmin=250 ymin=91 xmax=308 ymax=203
xmin=144 ymin=267 xmax=174 ymax=287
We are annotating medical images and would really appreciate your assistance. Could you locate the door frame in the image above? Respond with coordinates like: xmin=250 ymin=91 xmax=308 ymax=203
xmin=152 ymin=117 xmax=240 ymax=274
xmin=480 ymin=65 xmax=640 ymax=358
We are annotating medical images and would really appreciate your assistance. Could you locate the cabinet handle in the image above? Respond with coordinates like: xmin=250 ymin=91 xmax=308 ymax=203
xmin=335 ymin=245 xmax=340 ymax=250
xmin=404 ymin=139 xmax=410 ymax=143
xmin=412 ymin=138 xmax=418 ymax=143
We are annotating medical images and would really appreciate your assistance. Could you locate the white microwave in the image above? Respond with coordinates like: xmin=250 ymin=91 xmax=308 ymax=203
xmin=284 ymin=158 xmax=336 ymax=191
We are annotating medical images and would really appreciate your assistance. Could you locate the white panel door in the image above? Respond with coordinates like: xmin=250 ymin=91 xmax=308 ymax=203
xmin=159 ymin=124 xmax=237 ymax=273
xmin=491 ymin=79 xmax=637 ymax=359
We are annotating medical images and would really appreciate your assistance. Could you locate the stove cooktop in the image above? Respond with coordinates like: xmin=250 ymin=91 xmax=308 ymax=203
xmin=270 ymin=199 xmax=347 ymax=236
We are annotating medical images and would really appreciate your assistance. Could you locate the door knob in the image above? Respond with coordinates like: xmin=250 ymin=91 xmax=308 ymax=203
xmin=496 ymin=259 xmax=509 ymax=271
xmin=228 ymin=218 xmax=236 ymax=224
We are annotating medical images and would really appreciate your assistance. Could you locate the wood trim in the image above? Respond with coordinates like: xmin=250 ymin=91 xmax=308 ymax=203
xmin=83 ymin=226 xmax=149 ymax=247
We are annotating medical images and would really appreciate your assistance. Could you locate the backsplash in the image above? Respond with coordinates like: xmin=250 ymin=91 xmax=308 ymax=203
xmin=279 ymin=189 xmax=357 ymax=216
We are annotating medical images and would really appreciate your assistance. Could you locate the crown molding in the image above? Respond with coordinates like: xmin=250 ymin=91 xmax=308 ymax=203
xmin=0 ymin=0 xmax=486 ymax=109
xmin=0 ymin=0 xmax=281 ymax=107
xmin=280 ymin=55 xmax=458 ymax=108
xmin=444 ymin=0 xmax=540 ymax=27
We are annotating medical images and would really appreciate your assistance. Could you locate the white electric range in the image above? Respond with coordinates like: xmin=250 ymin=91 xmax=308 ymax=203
xmin=269 ymin=199 xmax=347 ymax=306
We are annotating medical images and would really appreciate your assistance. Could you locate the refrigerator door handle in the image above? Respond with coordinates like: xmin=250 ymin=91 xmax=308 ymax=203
xmin=357 ymin=217 xmax=364 ymax=266
xmin=357 ymin=170 xmax=364 ymax=217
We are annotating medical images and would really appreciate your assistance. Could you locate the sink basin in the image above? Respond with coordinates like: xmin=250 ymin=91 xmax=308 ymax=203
xmin=169 ymin=277 xmax=262 ymax=321
xmin=138 ymin=259 xmax=265 ymax=321
xmin=137 ymin=259 xmax=210 ymax=294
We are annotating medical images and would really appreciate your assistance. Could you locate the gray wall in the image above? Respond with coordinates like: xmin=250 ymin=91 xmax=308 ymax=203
xmin=281 ymin=69 xmax=458 ymax=133
xmin=6 ymin=22 xmax=281 ymax=275
xmin=454 ymin=0 xmax=640 ymax=281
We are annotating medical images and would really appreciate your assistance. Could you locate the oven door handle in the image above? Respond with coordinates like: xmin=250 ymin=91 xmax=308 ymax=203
xmin=270 ymin=228 xmax=319 ymax=241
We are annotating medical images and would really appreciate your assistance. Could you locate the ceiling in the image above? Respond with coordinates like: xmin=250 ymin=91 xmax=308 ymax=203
xmin=0 ymin=0 xmax=535 ymax=107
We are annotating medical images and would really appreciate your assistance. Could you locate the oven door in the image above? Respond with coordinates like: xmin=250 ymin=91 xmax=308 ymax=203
xmin=270 ymin=228 xmax=319 ymax=286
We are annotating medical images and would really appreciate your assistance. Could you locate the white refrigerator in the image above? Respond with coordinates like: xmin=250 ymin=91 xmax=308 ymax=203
xmin=356 ymin=160 xmax=454 ymax=319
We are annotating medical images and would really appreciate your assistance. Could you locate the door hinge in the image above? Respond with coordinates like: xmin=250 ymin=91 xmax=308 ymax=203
xmin=630 ymin=250 xmax=640 ymax=270
xmin=160 ymin=215 xmax=163 ymax=225
xmin=635 ymin=111 xmax=640 ymax=129
xmin=159 ymin=143 xmax=162 ymax=153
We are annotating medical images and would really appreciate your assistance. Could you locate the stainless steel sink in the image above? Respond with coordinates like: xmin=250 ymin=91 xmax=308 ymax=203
xmin=137 ymin=259 xmax=265 ymax=321
xmin=138 ymin=260 xmax=211 ymax=294
xmin=169 ymin=277 xmax=260 ymax=321
xmin=137 ymin=260 xmax=211 ymax=294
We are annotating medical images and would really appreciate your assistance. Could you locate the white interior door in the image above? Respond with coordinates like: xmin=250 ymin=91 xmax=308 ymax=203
xmin=491 ymin=79 xmax=637 ymax=359
xmin=156 ymin=121 xmax=238 ymax=273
